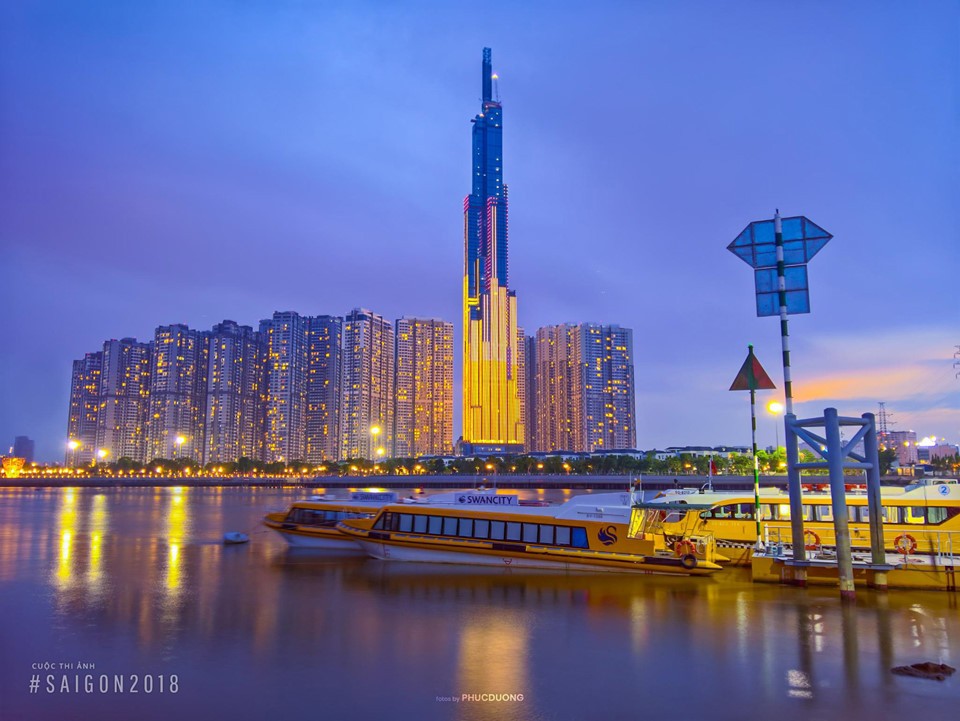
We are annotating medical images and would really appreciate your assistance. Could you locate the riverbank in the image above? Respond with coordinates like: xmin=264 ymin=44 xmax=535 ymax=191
xmin=0 ymin=473 xmax=905 ymax=491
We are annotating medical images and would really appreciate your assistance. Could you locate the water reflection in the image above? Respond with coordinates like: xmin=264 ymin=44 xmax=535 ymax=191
xmin=0 ymin=487 xmax=956 ymax=721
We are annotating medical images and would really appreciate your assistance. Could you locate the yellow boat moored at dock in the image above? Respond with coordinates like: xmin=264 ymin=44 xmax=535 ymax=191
xmin=336 ymin=492 xmax=723 ymax=575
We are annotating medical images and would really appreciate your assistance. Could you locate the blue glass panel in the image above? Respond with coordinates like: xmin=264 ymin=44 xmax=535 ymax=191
xmin=755 ymin=268 xmax=777 ymax=292
xmin=752 ymin=221 xmax=775 ymax=244
xmin=756 ymin=293 xmax=778 ymax=317
xmin=784 ymin=265 xmax=808 ymax=291
xmin=731 ymin=228 xmax=752 ymax=247
xmin=781 ymin=217 xmax=804 ymax=240
xmin=783 ymin=240 xmax=805 ymax=265
xmin=755 ymin=249 xmax=777 ymax=268
xmin=806 ymin=237 xmax=829 ymax=260
xmin=802 ymin=218 xmax=831 ymax=239
xmin=786 ymin=290 xmax=810 ymax=314
xmin=731 ymin=246 xmax=754 ymax=264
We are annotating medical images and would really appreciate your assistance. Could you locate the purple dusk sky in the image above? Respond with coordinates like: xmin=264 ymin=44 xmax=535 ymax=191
xmin=2 ymin=1 xmax=958 ymax=462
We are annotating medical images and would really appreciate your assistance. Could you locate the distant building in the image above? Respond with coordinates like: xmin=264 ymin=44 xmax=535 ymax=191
xmin=882 ymin=430 xmax=918 ymax=466
xmin=204 ymin=321 xmax=264 ymax=465
xmin=12 ymin=436 xmax=34 ymax=464
xmin=524 ymin=335 xmax=537 ymax=452
xmin=394 ymin=317 xmax=454 ymax=457
xmin=146 ymin=324 xmax=209 ymax=462
xmin=533 ymin=323 xmax=637 ymax=453
xmin=340 ymin=309 xmax=395 ymax=460
xmin=305 ymin=315 xmax=342 ymax=463
xmin=917 ymin=442 xmax=958 ymax=462
xmin=66 ymin=351 xmax=102 ymax=465
xmin=260 ymin=311 xmax=309 ymax=463
xmin=96 ymin=337 xmax=152 ymax=463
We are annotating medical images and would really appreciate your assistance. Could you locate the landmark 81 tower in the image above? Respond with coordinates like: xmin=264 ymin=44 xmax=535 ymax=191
xmin=463 ymin=48 xmax=524 ymax=451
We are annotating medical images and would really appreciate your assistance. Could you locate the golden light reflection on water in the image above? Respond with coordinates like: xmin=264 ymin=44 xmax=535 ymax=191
xmin=86 ymin=494 xmax=108 ymax=599
xmin=163 ymin=487 xmax=189 ymax=611
xmin=456 ymin=611 xmax=529 ymax=717
xmin=54 ymin=488 xmax=77 ymax=591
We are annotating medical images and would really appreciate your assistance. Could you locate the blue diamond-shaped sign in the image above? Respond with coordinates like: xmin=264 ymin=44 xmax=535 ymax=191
xmin=728 ymin=216 xmax=832 ymax=270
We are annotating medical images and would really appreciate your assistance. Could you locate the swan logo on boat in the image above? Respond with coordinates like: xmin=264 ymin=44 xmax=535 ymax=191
xmin=938 ymin=485 xmax=950 ymax=496
xmin=597 ymin=525 xmax=618 ymax=545
xmin=455 ymin=493 xmax=519 ymax=506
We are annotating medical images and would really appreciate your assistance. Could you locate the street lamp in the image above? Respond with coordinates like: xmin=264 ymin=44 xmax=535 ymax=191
xmin=767 ymin=401 xmax=783 ymax=451
xmin=67 ymin=440 xmax=80 ymax=467
xmin=370 ymin=425 xmax=381 ymax=462
xmin=175 ymin=435 xmax=186 ymax=460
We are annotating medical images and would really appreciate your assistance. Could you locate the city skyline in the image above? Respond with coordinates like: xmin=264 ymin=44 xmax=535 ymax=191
xmin=3 ymin=2 xmax=958 ymax=461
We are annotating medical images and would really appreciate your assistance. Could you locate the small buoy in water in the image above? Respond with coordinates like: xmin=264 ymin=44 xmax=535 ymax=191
xmin=223 ymin=532 xmax=250 ymax=545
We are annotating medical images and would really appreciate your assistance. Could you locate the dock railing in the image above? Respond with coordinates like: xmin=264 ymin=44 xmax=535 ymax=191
xmin=762 ymin=522 xmax=960 ymax=562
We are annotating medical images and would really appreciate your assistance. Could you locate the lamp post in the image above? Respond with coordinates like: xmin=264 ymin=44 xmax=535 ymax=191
xmin=767 ymin=401 xmax=783 ymax=452
xmin=369 ymin=425 xmax=381 ymax=463
xmin=67 ymin=440 xmax=80 ymax=467
xmin=175 ymin=435 xmax=186 ymax=461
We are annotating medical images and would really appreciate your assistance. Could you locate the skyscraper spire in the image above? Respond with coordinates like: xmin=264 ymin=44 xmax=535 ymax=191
xmin=482 ymin=47 xmax=492 ymax=102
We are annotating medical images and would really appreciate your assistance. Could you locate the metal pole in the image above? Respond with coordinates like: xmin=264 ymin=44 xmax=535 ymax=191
xmin=774 ymin=210 xmax=794 ymax=416
xmin=863 ymin=413 xmax=887 ymax=588
xmin=825 ymin=407 xmax=855 ymax=601
xmin=751 ymin=385 xmax=763 ymax=549
xmin=785 ymin=413 xmax=806 ymax=572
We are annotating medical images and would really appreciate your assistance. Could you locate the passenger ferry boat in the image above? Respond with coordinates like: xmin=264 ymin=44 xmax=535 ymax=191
xmin=648 ymin=479 xmax=960 ymax=566
xmin=264 ymin=490 xmax=402 ymax=552
xmin=264 ymin=488 xmax=520 ymax=552
xmin=335 ymin=491 xmax=723 ymax=575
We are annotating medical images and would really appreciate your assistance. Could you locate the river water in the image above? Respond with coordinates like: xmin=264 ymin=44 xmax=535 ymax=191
xmin=0 ymin=485 xmax=957 ymax=721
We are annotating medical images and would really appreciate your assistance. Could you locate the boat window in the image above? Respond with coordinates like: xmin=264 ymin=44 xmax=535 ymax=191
xmin=778 ymin=504 xmax=791 ymax=521
xmin=398 ymin=514 xmax=413 ymax=533
xmin=490 ymin=521 xmax=506 ymax=540
xmin=733 ymin=504 xmax=754 ymax=520
xmin=442 ymin=517 xmax=458 ymax=536
xmin=474 ymin=519 xmax=490 ymax=539
xmin=760 ymin=505 xmax=775 ymax=521
xmin=816 ymin=505 xmax=834 ymax=522
xmin=802 ymin=505 xmax=813 ymax=521
xmin=459 ymin=518 xmax=474 ymax=537
xmin=539 ymin=525 xmax=555 ymax=545
xmin=506 ymin=522 xmax=522 ymax=542
xmin=373 ymin=512 xmax=391 ymax=530
xmin=904 ymin=507 xmax=925 ymax=525
xmin=928 ymin=507 xmax=949 ymax=525
xmin=571 ymin=527 xmax=589 ymax=549
xmin=855 ymin=506 xmax=870 ymax=523
xmin=414 ymin=514 xmax=428 ymax=533
xmin=881 ymin=507 xmax=900 ymax=524
xmin=555 ymin=526 xmax=571 ymax=546
xmin=428 ymin=515 xmax=443 ymax=534
xmin=714 ymin=505 xmax=733 ymax=519
xmin=522 ymin=523 xmax=538 ymax=543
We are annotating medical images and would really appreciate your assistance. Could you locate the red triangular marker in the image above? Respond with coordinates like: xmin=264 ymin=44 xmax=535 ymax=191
xmin=729 ymin=345 xmax=777 ymax=391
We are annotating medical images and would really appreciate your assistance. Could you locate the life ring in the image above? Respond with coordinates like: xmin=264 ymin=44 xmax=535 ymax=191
xmin=679 ymin=554 xmax=698 ymax=570
xmin=803 ymin=530 xmax=821 ymax=551
xmin=674 ymin=540 xmax=697 ymax=557
xmin=894 ymin=533 xmax=917 ymax=555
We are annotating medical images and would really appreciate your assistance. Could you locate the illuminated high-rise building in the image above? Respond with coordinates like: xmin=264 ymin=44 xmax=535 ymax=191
xmin=305 ymin=315 xmax=342 ymax=463
xmin=204 ymin=321 xmax=264 ymax=464
xmin=340 ymin=308 xmax=394 ymax=460
xmin=65 ymin=351 xmax=102 ymax=465
xmin=579 ymin=323 xmax=636 ymax=452
xmin=260 ymin=311 xmax=308 ymax=463
xmin=394 ymin=317 xmax=454 ymax=457
xmin=463 ymin=47 xmax=524 ymax=452
xmin=534 ymin=325 xmax=581 ymax=452
xmin=95 ymin=337 xmax=152 ymax=463
xmin=146 ymin=324 xmax=209 ymax=461
xmin=533 ymin=323 xmax=637 ymax=453
xmin=524 ymin=335 xmax=537 ymax=451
